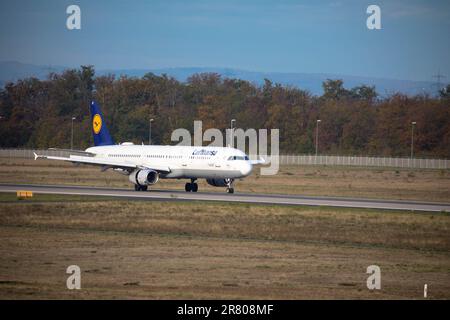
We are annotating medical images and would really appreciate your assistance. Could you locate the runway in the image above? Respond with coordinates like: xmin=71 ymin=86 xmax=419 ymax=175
xmin=0 ymin=183 xmax=449 ymax=212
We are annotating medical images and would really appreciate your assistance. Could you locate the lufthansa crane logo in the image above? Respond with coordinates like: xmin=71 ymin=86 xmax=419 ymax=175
xmin=92 ymin=114 xmax=102 ymax=134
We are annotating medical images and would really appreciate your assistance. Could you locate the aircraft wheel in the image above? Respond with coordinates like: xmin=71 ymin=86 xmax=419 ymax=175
xmin=134 ymin=184 xmax=140 ymax=191
xmin=192 ymin=183 xmax=198 ymax=192
xmin=185 ymin=183 xmax=192 ymax=192
xmin=141 ymin=185 xmax=148 ymax=191
xmin=227 ymin=187 xmax=234 ymax=194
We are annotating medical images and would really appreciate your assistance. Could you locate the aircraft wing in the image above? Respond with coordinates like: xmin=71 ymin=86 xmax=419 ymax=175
xmin=47 ymin=148 xmax=96 ymax=157
xmin=34 ymin=153 xmax=171 ymax=173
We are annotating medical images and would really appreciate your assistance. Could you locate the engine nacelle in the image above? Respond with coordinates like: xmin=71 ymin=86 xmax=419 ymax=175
xmin=206 ymin=178 xmax=231 ymax=187
xmin=129 ymin=169 xmax=159 ymax=186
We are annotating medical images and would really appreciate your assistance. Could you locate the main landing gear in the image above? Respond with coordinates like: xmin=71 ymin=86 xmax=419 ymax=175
xmin=134 ymin=184 xmax=148 ymax=191
xmin=185 ymin=178 xmax=198 ymax=192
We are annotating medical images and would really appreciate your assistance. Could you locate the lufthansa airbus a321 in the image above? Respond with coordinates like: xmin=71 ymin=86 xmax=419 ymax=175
xmin=34 ymin=101 xmax=261 ymax=193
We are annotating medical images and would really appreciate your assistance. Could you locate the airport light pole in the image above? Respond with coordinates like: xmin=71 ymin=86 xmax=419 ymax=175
xmin=149 ymin=118 xmax=154 ymax=145
xmin=71 ymin=117 xmax=76 ymax=150
xmin=315 ymin=119 xmax=321 ymax=156
xmin=230 ymin=119 xmax=236 ymax=148
xmin=411 ymin=121 xmax=416 ymax=159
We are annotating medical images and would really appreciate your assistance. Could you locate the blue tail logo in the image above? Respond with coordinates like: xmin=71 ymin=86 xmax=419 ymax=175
xmin=89 ymin=101 xmax=114 ymax=146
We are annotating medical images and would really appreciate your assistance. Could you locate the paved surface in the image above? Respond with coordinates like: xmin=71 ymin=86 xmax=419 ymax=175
xmin=0 ymin=183 xmax=449 ymax=212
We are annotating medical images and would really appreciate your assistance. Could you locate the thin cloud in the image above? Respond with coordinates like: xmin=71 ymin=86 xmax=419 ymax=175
xmin=384 ymin=1 xmax=449 ymax=19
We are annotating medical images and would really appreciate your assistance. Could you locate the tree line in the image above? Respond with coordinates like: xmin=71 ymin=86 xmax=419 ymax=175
xmin=0 ymin=65 xmax=449 ymax=158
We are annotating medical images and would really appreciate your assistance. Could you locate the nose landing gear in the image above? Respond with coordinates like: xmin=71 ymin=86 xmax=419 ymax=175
xmin=226 ymin=179 xmax=235 ymax=194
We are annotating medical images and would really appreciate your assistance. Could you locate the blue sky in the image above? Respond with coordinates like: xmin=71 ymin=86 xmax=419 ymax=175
xmin=0 ymin=0 xmax=449 ymax=81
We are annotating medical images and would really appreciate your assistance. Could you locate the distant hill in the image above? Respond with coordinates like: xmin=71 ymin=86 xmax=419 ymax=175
xmin=0 ymin=61 xmax=67 ymax=86
xmin=0 ymin=61 xmax=437 ymax=96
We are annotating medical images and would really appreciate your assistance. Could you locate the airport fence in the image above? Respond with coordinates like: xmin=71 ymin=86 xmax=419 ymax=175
xmin=274 ymin=155 xmax=449 ymax=169
xmin=0 ymin=148 xmax=448 ymax=169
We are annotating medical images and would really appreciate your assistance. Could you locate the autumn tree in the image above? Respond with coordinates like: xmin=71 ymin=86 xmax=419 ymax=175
xmin=0 ymin=67 xmax=448 ymax=158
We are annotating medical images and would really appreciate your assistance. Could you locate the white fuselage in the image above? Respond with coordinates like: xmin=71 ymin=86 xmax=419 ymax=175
xmin=85 ymin=144 xmax=253 ymax=179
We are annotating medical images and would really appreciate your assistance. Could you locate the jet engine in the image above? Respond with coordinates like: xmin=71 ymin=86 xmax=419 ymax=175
xmin=129 ymin=169 xmax=159 ymax=186
xmin=206 ymin=178 xmax=232 ymax=187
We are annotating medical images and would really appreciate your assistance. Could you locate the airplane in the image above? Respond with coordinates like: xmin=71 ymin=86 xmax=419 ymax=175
xmin=34 ymin=101 xmax=260 ymax=193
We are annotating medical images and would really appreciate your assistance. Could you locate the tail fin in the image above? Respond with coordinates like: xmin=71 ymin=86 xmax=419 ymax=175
xmin=89 ymin=101 xmax=114 ymax=146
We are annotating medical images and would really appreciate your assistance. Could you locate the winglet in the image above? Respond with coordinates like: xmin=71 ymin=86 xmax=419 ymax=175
xmin=250 ymin=157 xmax=266 ymax=165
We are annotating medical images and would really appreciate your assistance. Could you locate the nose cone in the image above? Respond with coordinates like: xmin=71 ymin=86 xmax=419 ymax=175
xmin=240 ymin=161 xmax=253 ymax=177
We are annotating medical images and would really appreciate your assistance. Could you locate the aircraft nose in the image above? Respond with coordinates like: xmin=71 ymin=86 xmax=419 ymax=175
xmin=241 ymin=161 xmax=253 ymax=177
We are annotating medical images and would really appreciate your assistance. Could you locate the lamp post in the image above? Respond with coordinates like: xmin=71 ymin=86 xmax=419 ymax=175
xmin=71 ymin=117 xmax=76 ymax=150
xmin=411 ymin=121 xmax=416 ymax=159
xmin=230 ymin=119 xmax=236 ymax=148
xmin=315 ymin=119 xmax=321 ymax=156
xmin=149 ymin=118 xmax=154 ymax=145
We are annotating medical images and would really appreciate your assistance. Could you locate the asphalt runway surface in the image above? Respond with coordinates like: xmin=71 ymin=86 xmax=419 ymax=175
xmin=1 ymin=183 xmax=449 ymax=212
